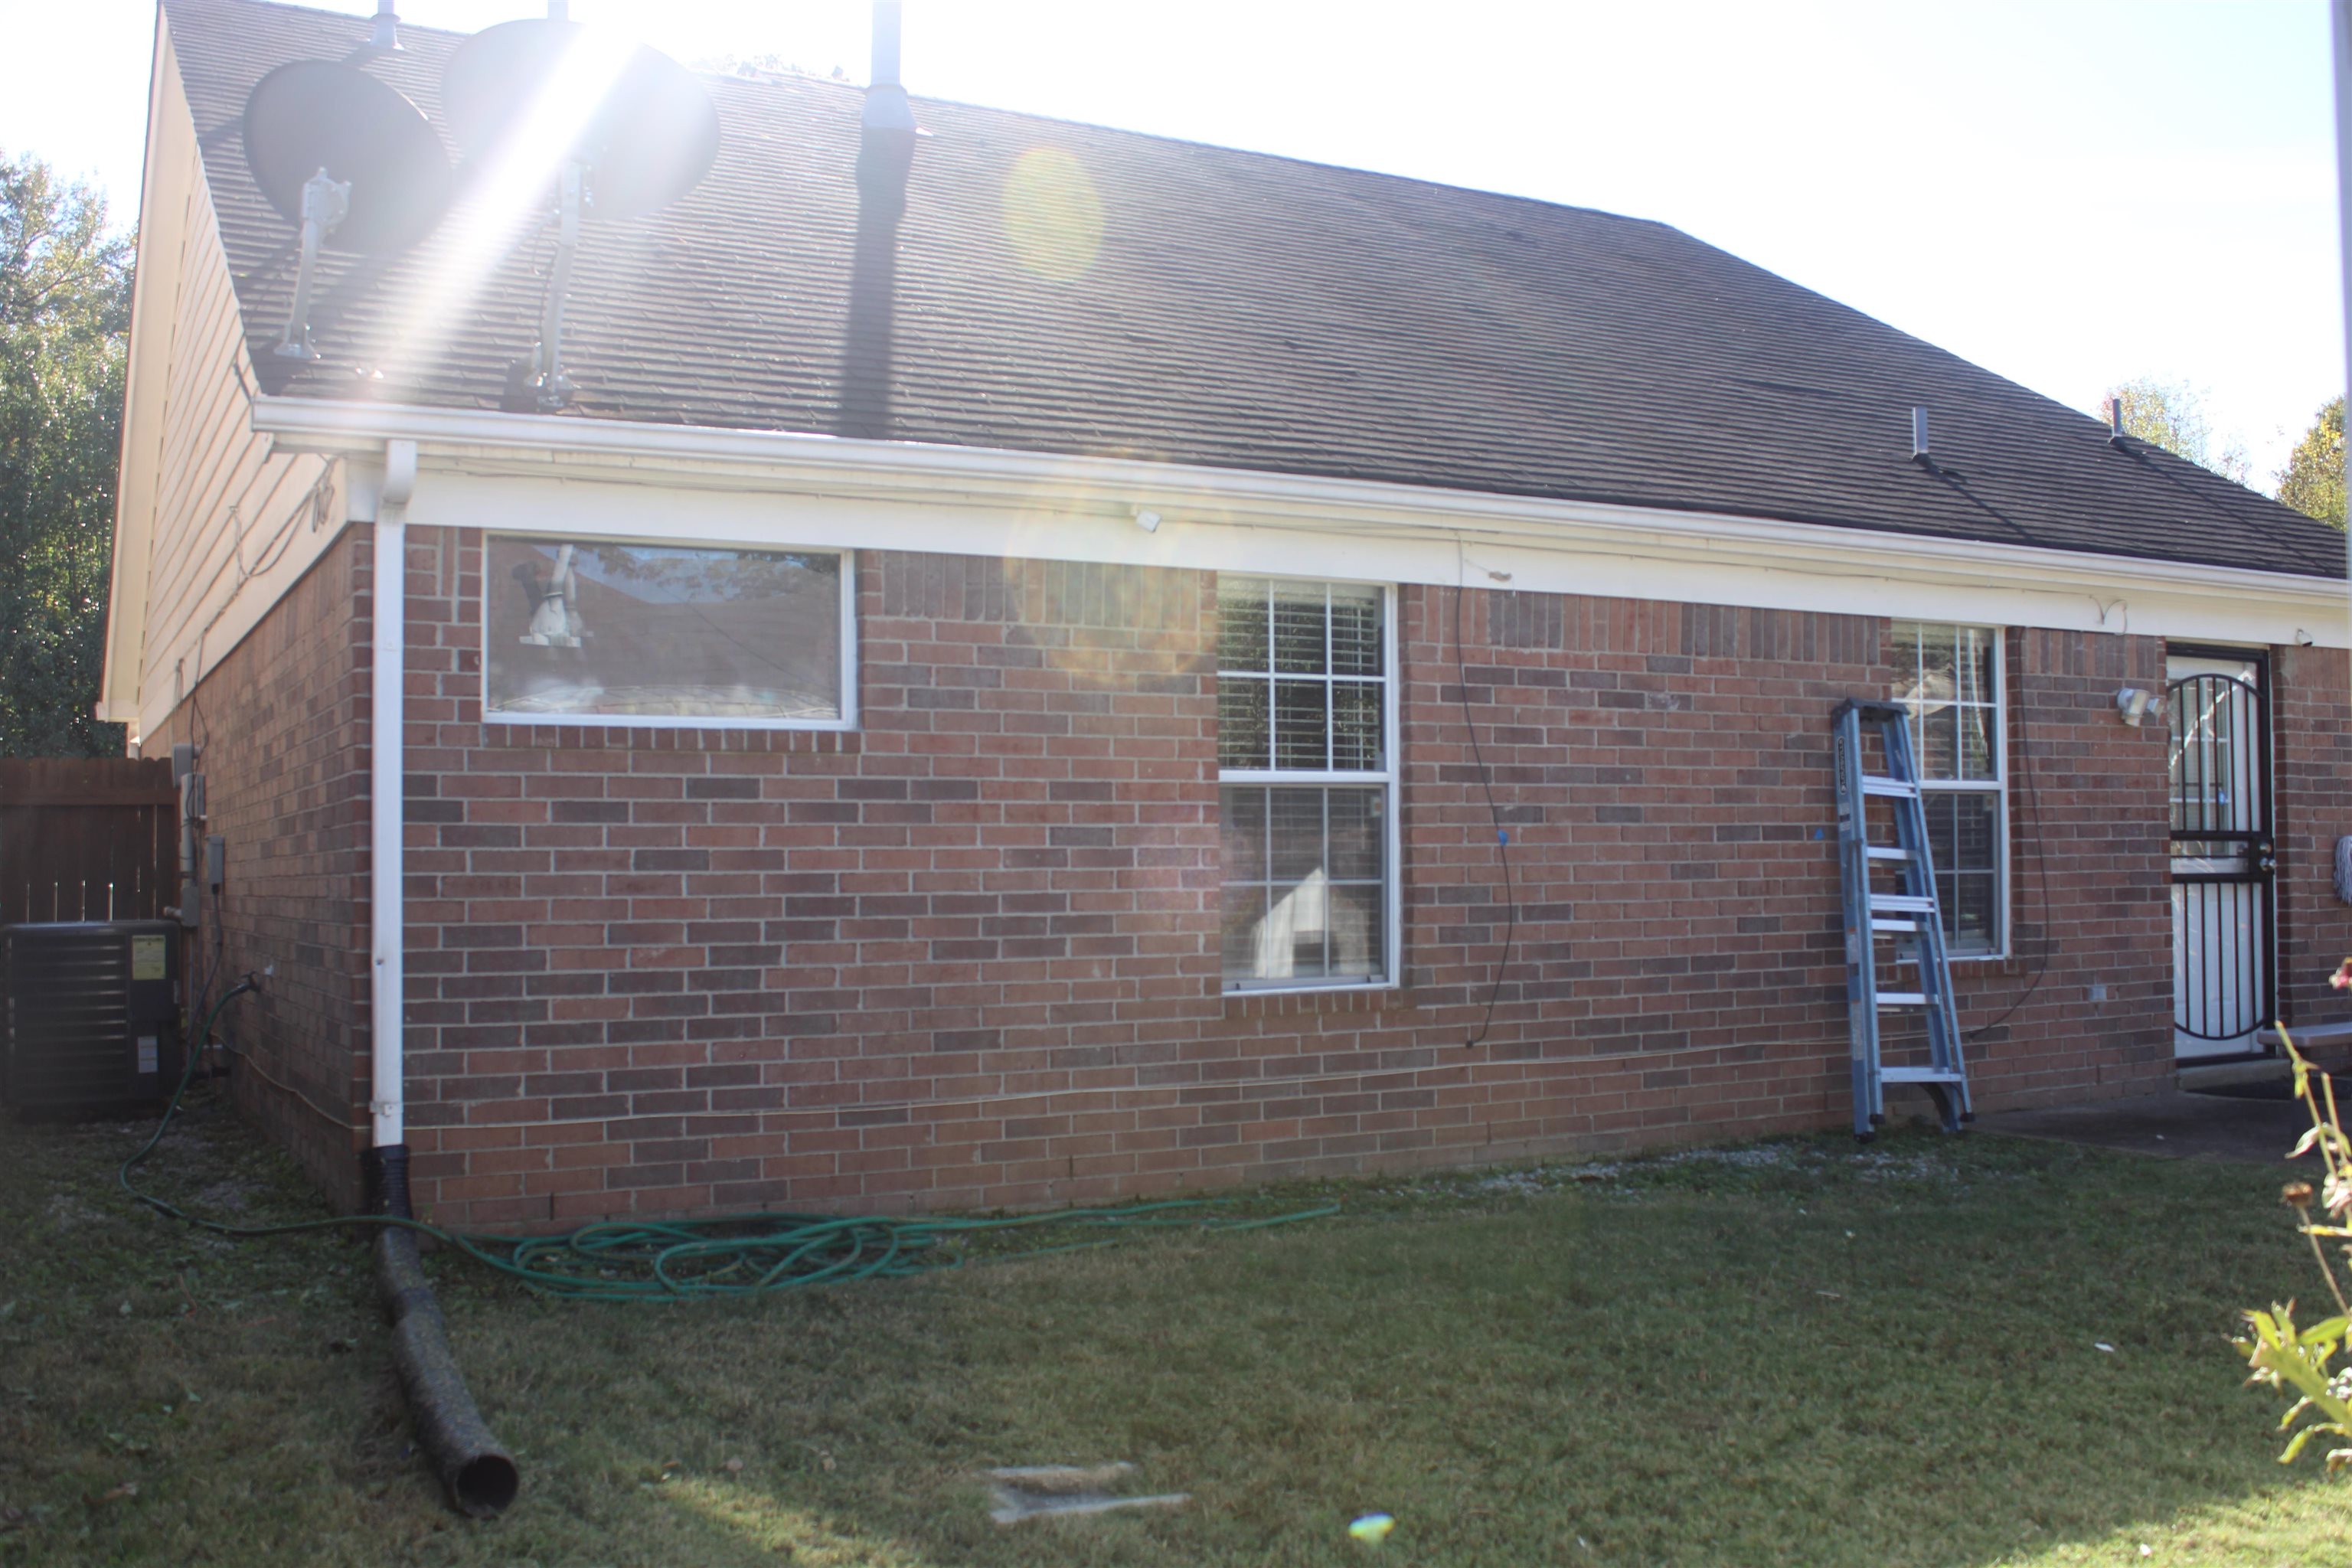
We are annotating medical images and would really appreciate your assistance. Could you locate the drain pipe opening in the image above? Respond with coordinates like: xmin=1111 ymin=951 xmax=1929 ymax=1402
xmin=364 ymin=1145 xmax=519 ymax=1517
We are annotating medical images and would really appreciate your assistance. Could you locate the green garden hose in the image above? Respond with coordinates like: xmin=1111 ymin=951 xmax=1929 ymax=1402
xmin=120 ymin=985 xmax=1338 ymax=1302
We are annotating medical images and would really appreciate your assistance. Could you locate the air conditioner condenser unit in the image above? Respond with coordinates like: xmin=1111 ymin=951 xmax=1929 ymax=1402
xmin=2 ymin=920 xmax=184 ymax=1119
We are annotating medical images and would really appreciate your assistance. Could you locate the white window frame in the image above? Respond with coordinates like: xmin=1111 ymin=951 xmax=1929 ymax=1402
xmin=1890 ymin=619 xmax=2009 ymax=962
xmin=481 ymin=533 xmax=858 ymax=733
xmin=1216 ymin=577 xmax=1403 ymax=995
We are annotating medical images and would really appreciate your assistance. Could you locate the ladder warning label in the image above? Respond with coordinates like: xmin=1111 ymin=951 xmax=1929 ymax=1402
xmin=137 ymin=1035 xmax=158 ymax=1075
xmin=131 ymin=935 xmax=167 ymax=982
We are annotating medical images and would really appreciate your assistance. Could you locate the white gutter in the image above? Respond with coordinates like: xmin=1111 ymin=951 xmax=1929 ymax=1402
xmin=256 ymin=395 xmax=2348 ymax=628
xmin=370 ymin=437 xmax=416 ymax=1148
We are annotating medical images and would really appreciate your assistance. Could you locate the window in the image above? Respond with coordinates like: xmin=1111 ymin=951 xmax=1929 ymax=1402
xmin=1217 ymin=577 xmax=1396 ymax=991
xmin=1888 ymin=621 xmax=2004 ymax=956
xmin=483 ymin=537 xmax=854 ymax=729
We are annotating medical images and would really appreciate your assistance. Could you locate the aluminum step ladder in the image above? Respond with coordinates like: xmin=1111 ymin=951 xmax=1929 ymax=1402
xmin=1831 ymin=699 xmax=1972 ymax=1139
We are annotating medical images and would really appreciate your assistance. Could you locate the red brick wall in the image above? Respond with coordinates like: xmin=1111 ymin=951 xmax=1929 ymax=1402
xmin=148 ymin=528 xmax=371 ymax=1204
xmin=1959 ymin=628 xmax=2174 ymax=1106
xmin=2271 ymin=644 xmax=2352 ymax=1034
xmin=327 ymin=529 xmax=2180 ymax=1228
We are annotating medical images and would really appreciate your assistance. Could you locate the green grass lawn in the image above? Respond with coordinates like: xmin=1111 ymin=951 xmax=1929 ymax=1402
xmin=2 ymin=1093 xmax=2344 ymax=1566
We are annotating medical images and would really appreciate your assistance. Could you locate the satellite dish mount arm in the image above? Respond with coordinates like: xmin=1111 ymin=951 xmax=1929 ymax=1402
xmin=276 ymin=168 xmax=351 ymax=361
xmin=529 ymin=164 xmax=583 ymax=410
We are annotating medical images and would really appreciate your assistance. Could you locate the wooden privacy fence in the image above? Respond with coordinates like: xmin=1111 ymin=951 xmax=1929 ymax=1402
xmin=0 ymin=759 xmax=178 ymax=926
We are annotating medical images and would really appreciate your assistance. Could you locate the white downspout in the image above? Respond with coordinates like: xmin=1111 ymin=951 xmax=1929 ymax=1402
xmin=2334 ymin=1 xmax=2352 ymax=655
xmin=371 ymin=438 xmax=417 ymax=1147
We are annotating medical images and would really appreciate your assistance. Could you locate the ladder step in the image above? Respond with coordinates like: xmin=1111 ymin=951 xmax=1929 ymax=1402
xmin=1865 ymin=847 xmax=1910 ymax=861
xmin=1870 ymin=893 xmax=1937 ymax=913
xmin=1861 ymin=776 xmax=1918 ymax=799
xmin=1881 ymin=1067 xmax=1968 ymax=1084
xmin=1878 ymin=991 xmax=1928 ymax=1008
xmin=1870 ymin=918 xmax=1917 ymax=934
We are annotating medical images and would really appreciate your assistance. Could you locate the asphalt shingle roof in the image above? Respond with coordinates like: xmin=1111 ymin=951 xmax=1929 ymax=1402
xmin=165 ymin=0 xmax=2345 ymax=578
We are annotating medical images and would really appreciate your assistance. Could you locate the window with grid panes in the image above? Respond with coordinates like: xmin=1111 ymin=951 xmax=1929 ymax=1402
xmin=1888 ymin=621 xmax=2006 ymax=956
xmin=1217 ymin=577 xmax=1394 ymax=990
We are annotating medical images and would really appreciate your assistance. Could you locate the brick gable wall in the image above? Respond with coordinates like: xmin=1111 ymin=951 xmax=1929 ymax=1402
xmin=146 ymin=527 xmax=371 ymax=1204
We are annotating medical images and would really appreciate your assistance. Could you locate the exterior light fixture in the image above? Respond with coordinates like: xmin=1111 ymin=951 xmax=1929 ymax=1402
xmin=2115 ymin=687 xmax=2161 ymax=727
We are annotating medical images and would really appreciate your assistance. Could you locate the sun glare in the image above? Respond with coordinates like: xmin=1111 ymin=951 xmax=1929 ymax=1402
xmin=368 ymin=28 xmax=641 ymax=386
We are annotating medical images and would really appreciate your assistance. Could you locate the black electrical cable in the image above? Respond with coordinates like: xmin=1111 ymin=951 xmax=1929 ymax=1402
xmin=1454 ymin=576 xmax=1518 ymax=1049
xmin=1963 ymin=674 xmax=2053 ymax=1042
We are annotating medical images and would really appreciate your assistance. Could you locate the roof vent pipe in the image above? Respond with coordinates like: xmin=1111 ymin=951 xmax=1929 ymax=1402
xmin=2107 ymin=395 xmax=2127 ymax=444
xmin=864 ymin=2 xmax=914 ymax=132
xmin=369 ymin=0 xmax=400 ymax=51
xmin=1910 ymin=407 xmax=1930 ymax=461
xmin=857 ymin=2 xmax=918 ymax=210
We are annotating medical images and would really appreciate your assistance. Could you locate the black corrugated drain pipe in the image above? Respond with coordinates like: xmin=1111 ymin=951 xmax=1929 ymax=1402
xmin=364 ymin=1145 xmax=519 ymax=1517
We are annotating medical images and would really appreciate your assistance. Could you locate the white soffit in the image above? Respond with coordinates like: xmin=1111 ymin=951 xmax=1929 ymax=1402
xmin=273 ymin=398 xmax=2349 ymax=650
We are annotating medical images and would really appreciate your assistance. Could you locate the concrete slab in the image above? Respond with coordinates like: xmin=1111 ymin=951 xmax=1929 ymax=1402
xmin=1973 ymin=1089 xmax=2318 ymax=1167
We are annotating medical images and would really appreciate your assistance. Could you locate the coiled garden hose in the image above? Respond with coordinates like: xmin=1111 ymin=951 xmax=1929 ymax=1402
xmin=119 ymin=982 xmax=1340 ymax=1302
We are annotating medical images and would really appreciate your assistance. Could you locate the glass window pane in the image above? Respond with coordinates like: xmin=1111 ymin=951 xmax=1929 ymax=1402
xmin=1218 ymin=678 xmax=1269 ymax=769
xmin=1218 ymin=577 xmax=1269 ymax=671
xmin=1331 ymin=683 xmax=1383 ymax=772
xmin=1220 ymin=881 xmax=1270 ymax=982
xmin=1951 ymin=874 xmax=1996 ymax=953
xmin=1327 ymin=787 xmax=1383 ymax=880
xmin=485 ymin=537 xmax=842 ymax=721
xmin=1220 ymin=785 xmax=1267 ymax=884
xmin=1269 ymin=787 xmax=1325 ymax=880
xmin=1923 ymin=791 xmax=1955 ymax=867
xmin=1274 ymin=680 xmax=1330 ymax=770
xmin=1959 ymin=706 xmax=1995 ymax=782
xmin=1920 ymin=704 xmax=1958 ymax=780
xmin=1948 ymin=791 xmax=1998 ymax=874
xmin=1326 ymin=882 xmax=1384 ymax=980
xmin=1889 ymin=622 xmax=1922 ymax=697
xmin=1272 ymin=585 xmax=1329 ymax=675
xmin=1328 ymin=586 xmax=1383 ymax=677
xmin=1911 ymin=624 xmax=1957 ymax=707
xmin=1958 ymin=626 xmax=1994 ymax=708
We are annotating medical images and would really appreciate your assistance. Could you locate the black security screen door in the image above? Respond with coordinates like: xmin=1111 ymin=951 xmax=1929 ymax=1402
xmin=2167 ymin=663 xmax=2274 ymax=1053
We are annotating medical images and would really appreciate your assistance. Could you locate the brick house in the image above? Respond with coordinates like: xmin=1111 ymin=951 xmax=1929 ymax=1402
xmin=100 ymin=0 xmax=2352 ymax=1229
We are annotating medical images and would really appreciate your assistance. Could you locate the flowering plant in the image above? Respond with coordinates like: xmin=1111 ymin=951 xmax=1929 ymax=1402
xmin=2238 ymin=962 xmax=2352 ymax=1470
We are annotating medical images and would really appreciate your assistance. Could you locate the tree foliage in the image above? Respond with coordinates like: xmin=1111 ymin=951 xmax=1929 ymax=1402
xmin=0 ymin=151 xmax=131 ymax=757
xmin=2106 ymin=375 xmax=2251 ymax=486
xmin=2275 ymin=397 xmax=2346 ymax=530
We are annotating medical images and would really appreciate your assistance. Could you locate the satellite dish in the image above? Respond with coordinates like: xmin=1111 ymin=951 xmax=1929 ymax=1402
xmin=438 ymin=18 xmax=720 ymax=409
xmin=440 ymin=20 xmax=720 ymax=221
xmin=243 ymin=60 xmax=452 ymax=255
xmin=241 ymin=60 xmax=452 ymax=361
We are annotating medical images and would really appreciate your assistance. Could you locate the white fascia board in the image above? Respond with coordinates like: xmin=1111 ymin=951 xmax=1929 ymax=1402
xmin=255 ymin=396 xmax=2352 ymax=648
xmin=99 ymin=10 xmax=178 ymax=734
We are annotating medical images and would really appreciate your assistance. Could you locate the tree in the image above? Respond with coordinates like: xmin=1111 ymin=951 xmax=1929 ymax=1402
xmin=2275 ymin=397 xmax=2346 ymax=530
xmin=0 ymin=151 xmax=131 ymax=757
xmin=2105 ymin=375 xmax=2251 ymax=487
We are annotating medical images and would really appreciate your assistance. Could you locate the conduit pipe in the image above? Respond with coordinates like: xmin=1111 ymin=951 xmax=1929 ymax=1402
xmin=367 ymin=437 xmax=518 ymax=1516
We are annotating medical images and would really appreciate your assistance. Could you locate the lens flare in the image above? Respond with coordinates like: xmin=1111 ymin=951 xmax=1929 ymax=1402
xmin=1002 ymin=146 xmax=1106 ymax=283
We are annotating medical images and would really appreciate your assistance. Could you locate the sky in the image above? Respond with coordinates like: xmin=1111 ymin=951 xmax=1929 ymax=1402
xmin=2 ymin=0 xmax=2341 ymax=490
